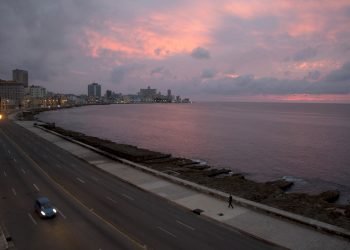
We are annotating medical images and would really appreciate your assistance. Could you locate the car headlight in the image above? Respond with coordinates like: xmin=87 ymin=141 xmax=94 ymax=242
xmin=53 ymin=209 xmax=57 ymax=213
xmin=41 ymin=211 xmax=46 ymax=216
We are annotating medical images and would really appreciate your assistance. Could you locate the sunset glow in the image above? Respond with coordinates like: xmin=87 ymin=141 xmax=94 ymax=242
xmin=1 ymin=0 xmax=350 ymax=102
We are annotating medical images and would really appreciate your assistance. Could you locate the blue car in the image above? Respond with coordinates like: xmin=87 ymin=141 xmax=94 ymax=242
xmin=34 ymin=197 xmax=57 ymax=218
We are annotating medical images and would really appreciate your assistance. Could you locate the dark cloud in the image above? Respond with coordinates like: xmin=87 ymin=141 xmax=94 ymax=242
xmin=293 ymin=47 xmax=318 ymax=61
xmin=197 ymin=62 xmax=350 ymax=95
xmin=151 ymin=67 xmax=164 ymax=75
xmin=201 ymin=69 xmax=216 ymax=79
xmin=0 ymin=0 xmax=94 ymax=83
xmin=111 ymin=64 xmax=143 ymax=85
xmin=304 ymin=71 xmax=321 ymax=81
xmin=325 ymin=61 xmax=350 ymax=82
xmin=191 ymin=47 xmax=210 ymax=60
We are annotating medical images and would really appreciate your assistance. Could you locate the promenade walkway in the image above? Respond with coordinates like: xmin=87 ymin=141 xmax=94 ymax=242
xmin=16 ymin=121 xmax=350 ymax=250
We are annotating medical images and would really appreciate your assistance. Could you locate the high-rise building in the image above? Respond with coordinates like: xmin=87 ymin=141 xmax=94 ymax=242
xmin=167 ymin=89 xmax=173 ymax=102
xmin=12 ymin=69 xmax=28 ymax=87
xmin=0 ymin=80 xmax=24 ymax=105
xmin=88 ymin=83 xmax=101 ymax=97
xmin=27 ymin=85 xmax=46 ymax=98
xmin=139 ymin=86 xmax=157 ymax=102
xmin=105 ymin=90 xmax=112 ymax=99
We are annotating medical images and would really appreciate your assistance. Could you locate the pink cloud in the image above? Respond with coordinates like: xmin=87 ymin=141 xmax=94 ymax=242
xmin=83 ymin=3 xmax=217 ymax=60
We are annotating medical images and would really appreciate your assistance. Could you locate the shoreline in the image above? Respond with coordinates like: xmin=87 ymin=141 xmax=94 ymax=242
xmin=32 ymin=118 xmax=350 ymax=230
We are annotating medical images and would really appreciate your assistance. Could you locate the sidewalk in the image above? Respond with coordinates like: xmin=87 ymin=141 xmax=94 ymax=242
xmin=17 ymin=121 xmax=350 ymax=250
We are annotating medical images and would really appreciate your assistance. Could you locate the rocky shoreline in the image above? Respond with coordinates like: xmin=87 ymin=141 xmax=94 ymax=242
xmin=34 ymin=121 xmax=350 ymax=231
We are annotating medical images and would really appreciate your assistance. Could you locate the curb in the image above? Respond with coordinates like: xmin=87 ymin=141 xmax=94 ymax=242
xmin=0 ymin=223 xmax=15 ymax=250
xmin=34 ymin=124 xmax=350 ymax=241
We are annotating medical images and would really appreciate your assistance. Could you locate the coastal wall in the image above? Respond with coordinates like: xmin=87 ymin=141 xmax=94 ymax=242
xmin=35 ymin=122 xmax=350 ymax=238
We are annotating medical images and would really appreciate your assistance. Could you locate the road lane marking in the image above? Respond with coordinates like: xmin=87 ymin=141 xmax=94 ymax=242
xmin=13 ymin=158 xmax=17 ymax=163
xmin=76 ymin=177 xmax=85 ymax=184
xmin=157 ymin=227 xmax=177 ymax=238
xmin=3 ymin=171 xmax=7 ymax=177
xmin=176 ymin=220 xmax=195 ymax=230
xmin=33 ymin=184 xmax=40 ymax=191
xmin=28 ymin=213 xmax=37 ymax=225
xmin=122 ymin=194 xmax=134 ymax=201
xmin=58 ymin=210 xmax=66 ymax=219
xmin=0 ymin=129 xmax=147 ymax=250
xmin=106 ymin=196 xmax=117 ymax=203
xmin=21 ymin=168 xmax=26 ymax=174
xmin=11 ymin=188 xmax=16 ymax=196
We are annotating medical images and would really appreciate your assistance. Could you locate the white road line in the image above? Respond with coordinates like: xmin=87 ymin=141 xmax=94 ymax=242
xmin=122 ymin=194 xmax=134 ymax=201
xmin=3 ymin=171 xmax=7 ymax=177
xmin=33 ymin=184 xmax=40 ymax=191
xmin=11 ymin=188 xmax=16 ymax=196
xmin=76 ymin=177 xmax=85 ymax=184
xmin=58 ymin=210 xmax=66 ymax=219
xmin=157 ymin=227 xmax=177 ymax=238
xmin=13 ymin=158 xmax=17 ymax=163
xmin=21 ymin=168 xmax=26 ymax=174
xmin=106 ymin=196 xmax=117 ymax=203
xmin=176 ymin=220 xmax=195 ymax=230
xmin=28 ymin=213 xmax=37 ymax=225
xmin=7 ymin=150 xmax=11 ymax=155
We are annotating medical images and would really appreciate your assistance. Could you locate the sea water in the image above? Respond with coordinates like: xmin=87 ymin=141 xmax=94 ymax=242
xmin=38 ymin=102 xmax=350 ymax=203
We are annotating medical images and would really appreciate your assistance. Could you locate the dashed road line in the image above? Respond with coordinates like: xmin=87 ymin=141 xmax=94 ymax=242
xmin=13 ymin=158 xmax=17 ymax=163
xmin=76 ymin=177 xmax=85 ymax=184
xmin=33 ymin=184 xmax=40 ymax=191
xmin=21 ymin=168 xmax=26 ymax=174
xmin=58 ymin=210 xmax=66 ymax=219
xmin=11 ymin=188 xmax=16 ymax=196
xmin=106 ymin=196 xmax=117 ymax=203
xmin=3 ymin=171 xmax=7 ymax=177
xmin=28 ymin=213 xmax=37 ymax=225
xmin=176 ymin=220 xmax=195 ymax=230
xmin=157 ymin=227 xmax=177 ymax=238
xmin=0 ymin=129 xmax=146 ymax=249
xmin=122 ymin=194 xmax=134 ymax=201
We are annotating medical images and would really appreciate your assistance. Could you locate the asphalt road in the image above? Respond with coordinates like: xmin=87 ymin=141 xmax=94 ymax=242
xmin=0 ymin=120 xmax=280 ymax=250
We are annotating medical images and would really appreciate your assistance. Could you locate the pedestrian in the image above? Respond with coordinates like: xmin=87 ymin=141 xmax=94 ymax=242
xmin=228 ymin=194 xmax=234 ymax=208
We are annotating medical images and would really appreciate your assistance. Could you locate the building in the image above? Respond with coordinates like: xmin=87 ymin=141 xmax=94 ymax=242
xmin=0 ymin=80 xmax=24 ymax=105
xmin=167 ymin=89 xmax=173 ymax=102
xmin=105 ymin=90 xmax=112 ymax=99
xmin=88 ymin=83 xmax=101 ymax=98
xmin=12 ymin=69 xmax=28 ymax=87
xmin=27 ymin=85 xmax=46 ymax=98
xmin=139 ymin=86 xmax=157 ymax=102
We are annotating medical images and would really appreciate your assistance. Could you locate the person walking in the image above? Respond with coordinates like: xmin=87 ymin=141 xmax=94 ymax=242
xmin=228 ymin=194 xmax=234 ymax=208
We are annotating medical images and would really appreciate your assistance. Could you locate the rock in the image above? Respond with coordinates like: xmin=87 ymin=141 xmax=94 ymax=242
xmin=207 ymin=169 xmax=231 ymax=177
xmin=318 ymin=190 xmax=340 ymax=203
xmin=266 ymin=180 xmax=293 ymax=191
xmin=345 ymin=206 xmax=350 ymax=218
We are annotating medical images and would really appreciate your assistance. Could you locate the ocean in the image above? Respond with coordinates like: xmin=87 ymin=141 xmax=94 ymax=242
xmin=38 ymin=102 xmax=350 ymax=203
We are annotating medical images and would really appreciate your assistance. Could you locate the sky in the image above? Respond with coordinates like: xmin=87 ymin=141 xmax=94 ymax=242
xmin=1 ymin=0 xmax=350 ymax=102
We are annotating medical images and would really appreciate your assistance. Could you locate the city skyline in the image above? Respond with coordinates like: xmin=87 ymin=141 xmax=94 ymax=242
xmin=1 ymin=1 xmax=350 ymax=102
